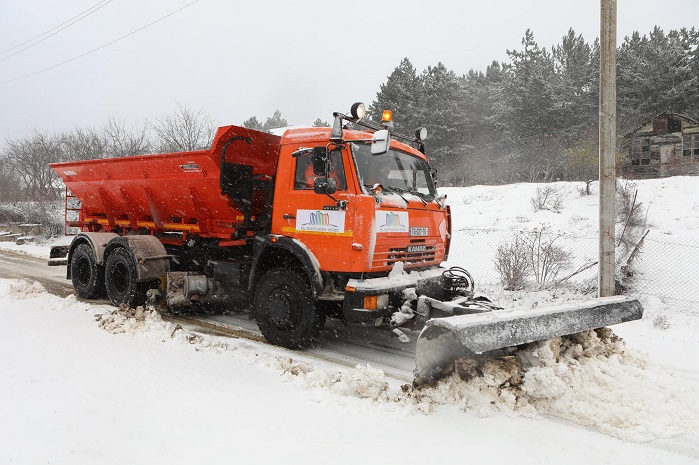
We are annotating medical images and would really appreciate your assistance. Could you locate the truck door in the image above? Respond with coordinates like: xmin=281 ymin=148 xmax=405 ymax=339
xmin=271 ymin=146 xmax=356 ymax=271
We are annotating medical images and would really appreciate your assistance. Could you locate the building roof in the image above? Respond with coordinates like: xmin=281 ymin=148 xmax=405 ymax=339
xmin=623 ymin=112 xmax=699 ymax=139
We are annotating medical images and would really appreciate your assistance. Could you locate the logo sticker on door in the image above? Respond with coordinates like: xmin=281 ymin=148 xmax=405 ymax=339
xmin=296 ymin=209 xmax=346 ymax=233
xmin=376 ymin=211 xmax=409 ymax=233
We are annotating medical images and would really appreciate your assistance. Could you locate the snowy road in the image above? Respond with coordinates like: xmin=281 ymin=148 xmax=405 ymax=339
xmin=0 ymin=249 xmax=417 ymax=383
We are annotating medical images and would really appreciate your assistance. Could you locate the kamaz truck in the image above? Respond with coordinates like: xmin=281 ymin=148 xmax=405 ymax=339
xmin=50 ymin=103 xmax=643 ymax=385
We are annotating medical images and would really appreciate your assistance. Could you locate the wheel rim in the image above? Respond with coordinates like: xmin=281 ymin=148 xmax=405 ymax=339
xmin=265 ymin=287 xmax=300 ymax=329
xmin=111 ymin=262 xmax=130 ymax=294
xmin=74 ymin=256 xmax=92 ymax=287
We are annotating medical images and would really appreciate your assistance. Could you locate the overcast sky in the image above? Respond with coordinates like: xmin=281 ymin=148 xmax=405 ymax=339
xmin=0 ymin=0 xmax=697 ymax=143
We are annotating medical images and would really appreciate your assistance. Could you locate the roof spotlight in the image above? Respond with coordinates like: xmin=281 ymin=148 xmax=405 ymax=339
xmin=415 ymin=127 xmax=428 ymax=141
xmin=350 ymin=102 xmax=366 ymax=121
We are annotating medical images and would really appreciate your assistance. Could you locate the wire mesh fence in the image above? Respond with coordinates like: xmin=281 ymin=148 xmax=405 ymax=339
xmin=629 ymin=235 xmax=699 ymax=318
xmin=445 ymin=227 xmax=699 ymax=316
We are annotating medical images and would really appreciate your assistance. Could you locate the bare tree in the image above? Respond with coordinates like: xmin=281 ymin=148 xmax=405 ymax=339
xmin=102 ymin=118 xmax=151 ymax=158
xmin=0 ymin=158 xmax=21 ymax=202
xmin=150 ymin=103 xmax=217 ymax=153
xmin=61 ymin=127 xmax=107 ymax=161
xmin=4 ymin=131 xmax=63 ymax=200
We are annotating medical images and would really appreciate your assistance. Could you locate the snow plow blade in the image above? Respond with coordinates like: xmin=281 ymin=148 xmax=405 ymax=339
xmin=413 ymin=296 xmax=643 ymax=387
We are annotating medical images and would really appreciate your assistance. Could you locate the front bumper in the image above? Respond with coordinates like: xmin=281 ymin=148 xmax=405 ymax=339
xmin=342 ymin=268 xmax=446 ymax=324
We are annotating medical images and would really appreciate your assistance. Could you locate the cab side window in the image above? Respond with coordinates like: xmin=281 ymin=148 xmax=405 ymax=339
xmin=293 ymin=149 xmax=347 ymax=191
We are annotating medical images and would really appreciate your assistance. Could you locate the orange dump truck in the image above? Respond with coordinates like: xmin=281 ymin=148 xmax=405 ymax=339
xmin=50 ymin=103 xmax=642 ymax=385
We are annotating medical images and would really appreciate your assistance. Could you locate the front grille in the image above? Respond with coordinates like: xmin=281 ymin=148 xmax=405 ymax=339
xmin=371 ymin=238 xmax=444 ymax=269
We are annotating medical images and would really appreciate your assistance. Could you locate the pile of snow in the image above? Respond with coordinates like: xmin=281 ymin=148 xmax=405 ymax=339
xmin=95 ymin=300 xmax=398 ymax=403
xmin=411 ymin=329 xmax=699 ymax=442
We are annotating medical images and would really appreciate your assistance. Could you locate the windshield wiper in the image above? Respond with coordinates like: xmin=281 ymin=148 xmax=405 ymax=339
xmin=363 ymin=184 xmax=381 ymax=202
xmin=384 ymin=186 xmax=429 ymax=206
xmin=408 ymin=189 xmax=431 ymax=206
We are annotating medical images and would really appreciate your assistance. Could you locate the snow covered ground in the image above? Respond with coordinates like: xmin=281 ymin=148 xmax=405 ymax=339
xmin=1 ymin=177 xmax=699 ymax=464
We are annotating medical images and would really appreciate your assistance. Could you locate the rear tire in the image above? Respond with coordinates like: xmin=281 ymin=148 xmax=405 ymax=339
xmin=104 ymin=247 xmax=154 ymax=308
xmin=70 ymin=243 xmax=105 ymax=299
xmin=254 ymin=268 xmax=324 ymax=349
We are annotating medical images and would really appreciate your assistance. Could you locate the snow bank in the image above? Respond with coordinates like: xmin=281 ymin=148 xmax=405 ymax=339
xmin=409 ymin=329 xmax=699 ymax=442
xmin=0 ymin=234 xmax=70 ymax=259
xmin=94 ymin=300 xmax=401 ymax=405
xmin=86 ymin=288 xmax=699 ymax=444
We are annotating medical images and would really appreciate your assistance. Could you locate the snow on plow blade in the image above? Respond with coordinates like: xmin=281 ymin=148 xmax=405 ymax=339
xmin=413 ymin=296 xmax=643 ymax=387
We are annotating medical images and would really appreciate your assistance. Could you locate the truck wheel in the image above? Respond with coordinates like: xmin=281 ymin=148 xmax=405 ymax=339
xmin=70 ymin=243 xmax=105 ymax=299
xmin=254 ymin=268 xmax=325 ymax=349
xmin=104 ymin=247 xmax=153 ymax=308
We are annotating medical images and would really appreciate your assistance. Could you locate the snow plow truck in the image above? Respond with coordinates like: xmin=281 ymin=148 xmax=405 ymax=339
xmin=49 ymin=103 xmax=643 ymax=386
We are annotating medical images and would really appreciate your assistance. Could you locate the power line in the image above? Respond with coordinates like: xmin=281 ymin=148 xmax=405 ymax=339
xmin=0 ymin=0 xmax=112 ymax=56
xmin=0 ymin=0 xmax=114 ymax=63
xmin=0 ymin=0 xmax=200 ymax=85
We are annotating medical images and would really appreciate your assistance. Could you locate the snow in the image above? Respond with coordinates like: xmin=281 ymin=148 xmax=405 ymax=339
xmin=2 ymin=177 xmax=699 ymax=463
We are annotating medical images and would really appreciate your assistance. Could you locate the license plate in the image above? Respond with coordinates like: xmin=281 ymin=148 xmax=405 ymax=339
xmin=410 ymin=227 xmax=428 ymax=236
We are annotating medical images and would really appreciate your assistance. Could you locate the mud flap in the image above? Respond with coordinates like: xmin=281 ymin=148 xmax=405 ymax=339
xmin=413 ymin=296 xmax=644 ymax=387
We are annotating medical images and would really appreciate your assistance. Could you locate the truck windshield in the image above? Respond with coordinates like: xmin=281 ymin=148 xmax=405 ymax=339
xmin=351 ymin=142 xmax=437 ymax=201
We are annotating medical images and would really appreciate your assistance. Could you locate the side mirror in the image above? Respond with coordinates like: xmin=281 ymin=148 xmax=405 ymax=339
xmin=371 ymin=129 xmax=390 ymax=155
xmin=312 ymin=146 xmax=328 ymax=175
xmin=314 ymin=176 xmax=337 ymax=195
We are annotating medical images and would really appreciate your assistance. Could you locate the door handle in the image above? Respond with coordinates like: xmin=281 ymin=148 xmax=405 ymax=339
xmin=283 ymin=214 xmax=296 ymax=220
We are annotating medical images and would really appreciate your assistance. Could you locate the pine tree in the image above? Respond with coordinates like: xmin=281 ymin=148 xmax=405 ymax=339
xmin=242 ymin=116 xmax=264 ymax=131
xmin=263 ymin=110 xmax=288 ymax=131
xmin=419 ymin=63 xmax=468 ymax=170
xmin=369 ymin=58 xmax=423 ymax=133
xmin=501 ymin=30 xmax=565 ymax=181
xmin=502 ymin=30 xmax=558 ymax=143
xmin=618 ymin=27 xmax=699 ymax=124
xmin=552 ymin=29 xmax=596 ymax=141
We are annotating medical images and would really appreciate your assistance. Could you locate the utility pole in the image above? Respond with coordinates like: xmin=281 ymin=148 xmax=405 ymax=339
xmin=599 ymin=0 xmax=617 ymax=297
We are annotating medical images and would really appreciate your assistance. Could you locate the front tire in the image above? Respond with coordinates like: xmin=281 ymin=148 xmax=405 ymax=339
xmin=254 ymin=268 xmax=324 ymax=349
xmin=70 ymin=242 xmax=105 ymax=299
xmin=104 ymin=247 xmax=154 ymax=308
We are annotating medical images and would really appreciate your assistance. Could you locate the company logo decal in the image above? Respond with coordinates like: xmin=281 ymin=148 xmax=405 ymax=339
xmin=376 ymin=211 xmax=409 ymax=233
xmin=296 ymin=209 xmax=345 ymax=233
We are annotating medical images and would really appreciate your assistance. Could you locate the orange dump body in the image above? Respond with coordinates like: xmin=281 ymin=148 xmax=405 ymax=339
xmin=50 ymin=126 xmax=280 ymax=244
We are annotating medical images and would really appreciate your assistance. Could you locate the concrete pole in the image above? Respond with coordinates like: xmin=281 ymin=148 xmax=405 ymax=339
xmin=599 ymin=0 xmax=617 ymax=297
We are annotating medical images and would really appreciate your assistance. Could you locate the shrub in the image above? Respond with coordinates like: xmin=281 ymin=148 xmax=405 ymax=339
xmin=494 ymin=233 xmax=530 ymax=290
xmin=526 ymin=228 xmax=573 ymax=287
xmin=531 ymin=185 xmax=565 ymax=213
xmin=494 ymin=227 xmax=573 ymax=290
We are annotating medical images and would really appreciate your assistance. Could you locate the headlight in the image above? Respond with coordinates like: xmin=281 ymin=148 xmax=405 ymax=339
xmin=351 ymin=102 xmax=366 ymax=120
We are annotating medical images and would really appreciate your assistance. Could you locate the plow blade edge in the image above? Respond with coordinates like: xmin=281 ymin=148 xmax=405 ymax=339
xmin=413 ymin=296 xmax=643 ymax=387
